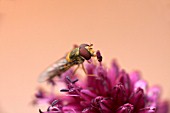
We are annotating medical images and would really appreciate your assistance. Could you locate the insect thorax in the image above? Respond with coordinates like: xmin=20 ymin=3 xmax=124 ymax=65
xmin=68 ymin=48 xmax=85 ymax=64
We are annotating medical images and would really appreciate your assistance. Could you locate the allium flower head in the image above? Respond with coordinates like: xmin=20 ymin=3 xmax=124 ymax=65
xmin=34 ymin=51 xmax=169 ymax=113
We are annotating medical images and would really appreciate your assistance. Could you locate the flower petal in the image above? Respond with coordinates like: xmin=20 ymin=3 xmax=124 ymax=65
xmin=116 ymin=103 xmax=134 ymax=113
xmin=157 ymin=101 xmax=169 ymax=113
xmin=134 ymin=80 xmax=148 ymax=94
xmin=80 ymin=89 xmax=97 ymax=101
xmin=129 ymin=71 xmax=140 ymax=91
xmin=100 ymin=98 xmax=115 ymax=112
xmin=111 ymin=83 xmax=126 ymax=108
xmin=139 ymin=107 xmax=156 ymax=113
xmin=147 ymin=86 xmax=161 ymax=107
xmin=118 ymin=70 xmax=131 ymax=96
xmin=107 ymin=60 xmax=119 ymax=88
xmin=85 ymin=63 xmax=96 ymax=74
xmin=129 ymin=87 xmax=145 ymax=111
xmin=95 ymin=65 xmax=107 ymax=79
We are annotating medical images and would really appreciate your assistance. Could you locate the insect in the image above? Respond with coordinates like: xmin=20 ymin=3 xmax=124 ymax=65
xmin=38 ymin=44 xmax=98 ymax=82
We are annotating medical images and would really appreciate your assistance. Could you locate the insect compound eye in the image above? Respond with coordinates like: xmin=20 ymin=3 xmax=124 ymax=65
xmin=79 ymin=44 xmax=91 ymax=60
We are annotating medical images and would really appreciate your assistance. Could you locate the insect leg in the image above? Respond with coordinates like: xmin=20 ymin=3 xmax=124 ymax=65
xmin=81 ymin=64 xmax=87 ymax=75
xmin=72 ymin=64 xmax=80 ymax=75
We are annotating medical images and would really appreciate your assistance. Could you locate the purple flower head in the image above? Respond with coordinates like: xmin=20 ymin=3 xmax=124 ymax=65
xmin=33 ymin=53 xmax=169 ymax=113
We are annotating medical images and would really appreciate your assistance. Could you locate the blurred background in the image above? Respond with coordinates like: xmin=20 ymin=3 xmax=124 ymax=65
xmin=0 ymin=0 xmax=170 ymax=113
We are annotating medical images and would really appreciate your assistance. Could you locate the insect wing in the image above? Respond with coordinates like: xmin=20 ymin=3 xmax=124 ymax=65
xmin=38 ymin=58 xmax=68 ymax=82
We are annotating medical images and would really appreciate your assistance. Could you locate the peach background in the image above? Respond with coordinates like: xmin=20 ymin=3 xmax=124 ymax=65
xmin=0 ymin=0 xmax=170 ymax=113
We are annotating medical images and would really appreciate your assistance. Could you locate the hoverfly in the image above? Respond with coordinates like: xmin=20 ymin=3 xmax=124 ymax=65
xmin=38 ymin=44 xmax=98 ymax=82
